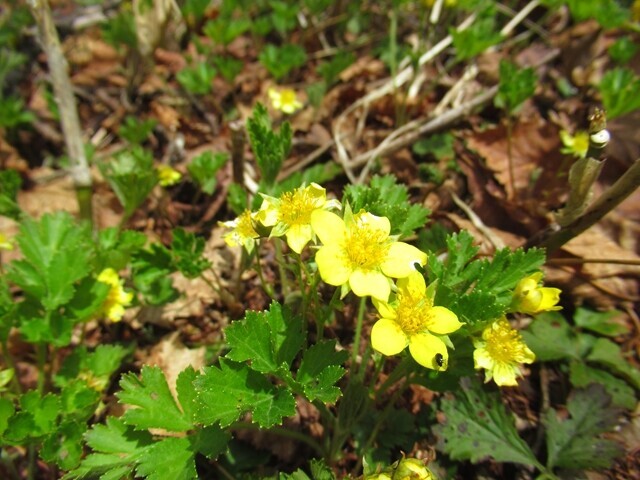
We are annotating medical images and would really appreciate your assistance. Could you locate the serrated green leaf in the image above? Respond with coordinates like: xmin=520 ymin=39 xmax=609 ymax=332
xmin=225 ymin=302 xmax=304 ymax=374
xmin=451 ymin=10 xmax=502 ymax=61
xmin=544 ymin=384 xmax=624 ymax=470
xmin=0 ymin=397 xmax=15 ymax=435
xmin=187 ymin=151 xmax=228 ymax=195
xmin=170 ymin=228 xmax=211 ymax=278
xmin=191 ymin=424 xmax=230 ymax=459
xmin=117 ymin=366 xmax=193 ymax=432
xmin=86 ymin=417 xmax=153 ymax=454
xmin=176 ymin=366 xmax=198 ymax=422
xmin=4 ymin=391 xmax=60 ymax=443
xmin=494 ymin=60 xmax=537 ymax=116
xmin=521 ymin=313 xmax=581 ymax=362
xmin=64 ymin=417 xmax=152 ymax=480
xmin=132 ymin=243 xmax=179 ymax=305
xmin=8 ymin=212 xmax=93 ymax=311
xmin=96 ymin=227 xmax=147 ymax=272
xmin=342 ymin=175 xmax=430 ymax=238
xmin=434 ymin=377 xmax=539 ymax=468
xmin=586 ymin=338 xmax=640 ymax=389
xmin=296 ymin=341 xmax=347 ymax=403
xmin=41 ymin=420 xmax=85 ymax=470
xmin=55 ymin=344 xmax=130 ymax=392
xmin=136 ymin=437 xmax=197 ymax=480
xmin=574 ymin=308 xmax=628 ymax=337
xmin=60 ymin=380 xmax=100 ymax=420
xmin=475 ymin=248 xmax=546 ymax=294
xmin=569 ymin=362 xmax=637 ymax=410
xmin=247 ymin=103 xmax=291 ymax=188
xmin=195 ymin=358 xmax=296 ymax=428
xmin=66 ymin=277 xmax=110 ymax=323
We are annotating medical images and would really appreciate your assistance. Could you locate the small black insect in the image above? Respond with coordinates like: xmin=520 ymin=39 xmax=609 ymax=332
xmin=435 ymin=353 xmax=445 ymax=368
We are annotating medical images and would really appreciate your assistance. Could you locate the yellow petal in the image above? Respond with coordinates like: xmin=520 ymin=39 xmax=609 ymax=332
xmin=357 ymin=212 xmax=391 ymax=237
xmin=381 ymin=242 xmax=427 ymax=278
xmin=408 ymin=332 xmax=448 ymax=370
xmin=538 ymin=287 xmax=562 ymax=311
xmin=286 ymin=224 xmax=313 ymax=254
xmin=492 ymin=362 xmax=520 ymax=386
xmin=315 ymin=243 xmax=351 ymax=286
xmin=427 ymin=306 xmax=462 ymax=334
xmin=371 ymin=319 xmax=408 ymax=356
xmin=473 ymin=346 xmax=495 ymax=370
xmin=311 ymin=210 xmax=345 ymax=245
xmin=372 ymin=297 xmax=397 ymax=320
xmin=349 ymin=269 xmax=390 ymax=301
xmin=397 ymin=270 xmax=426 ymax=298
xmin=257 ymin=198 xmax=279 ymax=226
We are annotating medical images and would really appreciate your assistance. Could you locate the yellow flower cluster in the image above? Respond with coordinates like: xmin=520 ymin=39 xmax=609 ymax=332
xmin=0 ymin=232 xmax=13 ymax=251
xmin=157 ymin=165 xmax=182 ymax=187
xmin=365 ymin=457 xmax=435 ymax=480
xmin=268 ymin=87 xmax=303 ymax=114
xmin=219 ymin=183 xmax=562 ymax=381
xmin=96 ymin=268 xmax=134 ymax=322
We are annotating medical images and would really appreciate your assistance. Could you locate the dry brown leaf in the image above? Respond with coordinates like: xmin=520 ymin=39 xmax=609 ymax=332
xmin=146 ymin=332 xmax=206 ymax=400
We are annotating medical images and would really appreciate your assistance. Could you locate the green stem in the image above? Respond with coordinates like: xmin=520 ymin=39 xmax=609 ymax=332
xmin=253 ymin=251 xmax=277 ymax=300
xmin=352 ymin=374 xmax=412 ymax=475
xmin=274 ymin=239 xmax=290 ymax=296
xmin=230 ymin=421 xmax=324 ymax=457
xmin=1 ymin=340 xmax=22 ymax=395
xmin=351 ymin=296 xmax=367 ymax=365
xmin=36 ymin=343 xmax=48 ymax=395
xmin=375 ymin=355 xmax=414 ymax=400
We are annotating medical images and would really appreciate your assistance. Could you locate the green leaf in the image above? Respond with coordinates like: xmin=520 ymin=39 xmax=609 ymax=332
xmin=176 ymin=62 xmax=217 ymax=95
xmin=342 ymin=174 xmax=430 ymax=238
xmin=544 ymin=384 xmax=624 ymax=470
xmin=573 ymin=307 xmax=628 ymax=337
xmin=136 ymin=437 xmax=197 ymax=480
xmin=117 ymin=366 xmax=193 ymax=432
xmin=191 ymin=424 xmax=230 ymax=460
xmin=4 ymin=391 xmax=60 ymax=443
xmin=132 ymin=243 xmax=179 ymax=305
xmin=64 ymin=417 xmax=152 ymax=480
xmin=296 ymin=340 xmax=348 ymax=403
xmin=0 ymin=397 xmax=15 ymax=435
xmin=96 ymin=227 xmax=147 ymax=272
xmin=451 ymin=8 xmax=502 ymax=61
xmin=247 ymin=103 xmax=291 ymax=188
xmin=8 ymin=212 xmax=93 ymax=311
xmin=170 ymin=228 xmax=212 ymax=278
xmin=0 ymin=168 xmax=22 ymax=219
xmin=118 ymin=115 xmax=157 ymax=145
xmin=599 ymin=67 xmax=640 ymax=119
xmin=434 ymin=377 xmax=539 ymax=468
xmin=187 ymin=151 xmax=228 ymax=195
xmin=99 ymin=146 xmax=158 ymax=217
xmin=258 ymin=43 xmax=307 ymax=80
xmin=566 ymin=0 xmax=628 ymax=29
xmin=586 ymin=338 xmax=640 ymax=389
xmin=195 ymin=358 xmax=296 ymax=428
xmin=494 ymin=60 xmax=537 ymax=116
xmin=41 ymin=420 xmax=86 ymax=470
xmin=60 ymin=380 xmax=101 ymax=421
xmin=225 ymin=302 xmax=304 ymax=374
xmin=55 ymin=344 xmax=130 ymax=392
xmin=65 ymin=276 xmax=110 ymax=323
xmin=569 ymin=362 xmax=637 ymax=410
xmin=521 ymin=313 xmax=581 ymax=362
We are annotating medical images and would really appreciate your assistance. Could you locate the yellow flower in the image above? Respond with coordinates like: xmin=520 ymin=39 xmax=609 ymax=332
xmin=257 ymin=183 xmax=340 ymax=254
xmin=473 ymin=318 xmax=535 ymax=387
xmin=96 ymin=268 xmax=134 ymax=322
xmin=0 ymin=233 xmax=13 ymax=251
xmin=157 ymin=165 xmax=182 ymax=187
xmin=392 ymin=457 xmax=435 ymax=480
xmin=371 ymin=271 xmax=461 ymax=370
xmin=312 ymin=208 xmax=427 ymax=302
xmin=219 ymin=210 xmax=260 ymax=254
xmin=511 ymin=272 xmax=561 ymax=314
xmin=559 ymin=130 xmax=589 ymax=159
xmin=268 ymin=87 xmax=303 ymax=114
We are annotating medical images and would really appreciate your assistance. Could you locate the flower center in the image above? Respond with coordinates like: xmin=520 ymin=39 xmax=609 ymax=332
xmin=343 ymin=217 xmax=390 ymax=271
xmin=395 ymin=294 xmax=433 ymax=335
xmin=280 ymin=90 xmax=297 ymax=106
xmin=484 ymin=321 xmax=527 ymax=363
xmin=278 ymin=190 xmax=317 ymax=226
